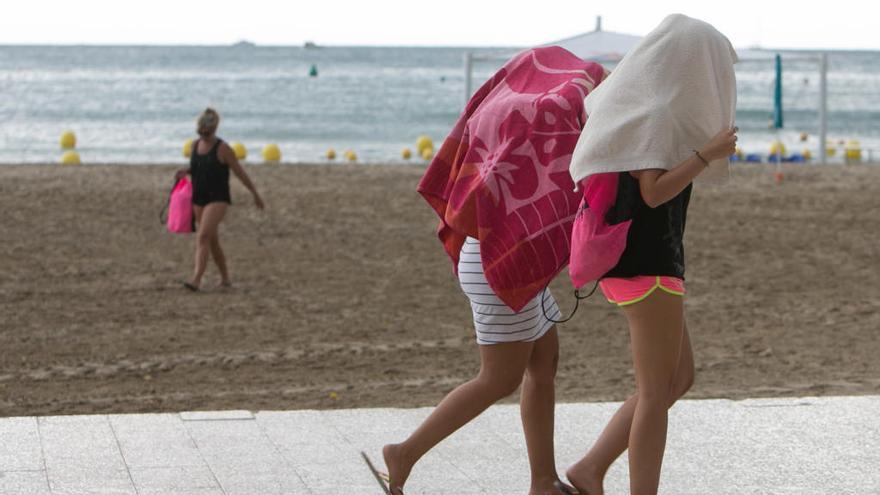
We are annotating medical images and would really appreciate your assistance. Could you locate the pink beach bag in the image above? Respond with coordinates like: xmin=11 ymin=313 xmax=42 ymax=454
xmin=569 ymin=173 xmax=632 ymax=289
xmin=166 ymin=178 xmax=194 ymax=234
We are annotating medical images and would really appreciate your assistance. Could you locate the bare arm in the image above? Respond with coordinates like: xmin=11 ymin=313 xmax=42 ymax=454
xmin=633 ymin=127 xmax=738 ymax=208
xmin=219 ymin=143 xmax=265 ymax=210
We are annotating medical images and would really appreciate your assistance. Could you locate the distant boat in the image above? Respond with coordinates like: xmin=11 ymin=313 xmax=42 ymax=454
xmin=232 ymin=40 xmax=256 ymax=48
xmin=304 ymin=41 xmax=318 ymax=49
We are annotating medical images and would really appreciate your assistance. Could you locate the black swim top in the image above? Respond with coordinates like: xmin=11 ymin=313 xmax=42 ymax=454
xmin=602 ymin=172 xmax=692 ymax=280
xmin=189 ymin=138 xmax=231 ymax=206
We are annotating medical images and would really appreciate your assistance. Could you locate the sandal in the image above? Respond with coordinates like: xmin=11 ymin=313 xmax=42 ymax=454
xmin=361 ymin=451 xmax=403 ymax=494
xmin=555 ymin=480 xmax=581 ymax=495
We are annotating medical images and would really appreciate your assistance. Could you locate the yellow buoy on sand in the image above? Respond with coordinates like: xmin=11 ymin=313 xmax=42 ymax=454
xmin=421 ymin=147 xmax=434 ymax=160
xmin=844 ymin=139 xmax=862 ymax=162
xmin=344 ymin=150 xmax=357 ymax=162
xmin=326 ymin=148 xmax=337 ymax=160
xmin=60 ymin=150 xmax=81 ymax=166
xmin=802 ymin=149 xmax=812 ymax=161
xmin=231 ymin=142 xmax=247 ymax=160
xmin=262 ymin=143 xmax=281 ymax=163
xmin=183 ymin=139 xmax=193 ymax=158
xmin=769 ymin=140 xmax=786 ymax=157
xmin=60 ymin=130 xmax=77 ymax=150
xmin=416 ymin=135 xmax=433 ymax=154
xmin=826 ymin=140 xmax=837 ymax=157
xmin=401 ymin=148 xmax=412 ymax=160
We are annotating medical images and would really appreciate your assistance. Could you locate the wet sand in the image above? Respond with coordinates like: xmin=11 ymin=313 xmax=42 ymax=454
xmin=0 ymin=163 xmax=878 ymax=416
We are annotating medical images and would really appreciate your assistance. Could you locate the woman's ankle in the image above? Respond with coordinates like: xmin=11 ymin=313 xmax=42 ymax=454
xmin=568 ymin=455 xmax=606 ymax=481
xmin=383 ymin=442 xmax=417 ymax=490
xmin=529 ymin=474 xmax=562 ymax=493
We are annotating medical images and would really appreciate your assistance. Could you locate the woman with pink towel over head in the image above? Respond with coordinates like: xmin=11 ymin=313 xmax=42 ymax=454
xmin=364 ymin=48 xmax=607 ymax=494
xmin=564 ymin=15 xmax=738 ymax=495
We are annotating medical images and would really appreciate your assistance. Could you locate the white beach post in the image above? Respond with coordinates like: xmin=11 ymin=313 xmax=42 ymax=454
xmin=818 ymin=52 xmax=828 ymax=165
xmin=463 ymin=52 xmax=474 ymax=107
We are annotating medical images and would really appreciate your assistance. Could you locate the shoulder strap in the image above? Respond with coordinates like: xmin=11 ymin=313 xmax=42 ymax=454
xmin=189 ymin=138 xmax=199 ymax=166
xmin=212 ymin=138 xmax=229 ymax=165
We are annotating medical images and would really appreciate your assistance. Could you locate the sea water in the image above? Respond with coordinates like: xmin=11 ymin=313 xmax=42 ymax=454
xmin=1 ymin=44 xmax=878 ymax=164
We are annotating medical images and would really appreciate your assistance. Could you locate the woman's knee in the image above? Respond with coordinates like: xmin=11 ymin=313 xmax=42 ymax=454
xmin=525 ymin=349 xmax=558 ymax=387
xmin=669 ymin=365 xmax=695 ymax=404
xmin=637 ymin=374 xmax=679 ymax=406
xmin=196 ymin=230 xmax=214 ymax=245
xmin=477 ymin=367 xmax=524 ymax=399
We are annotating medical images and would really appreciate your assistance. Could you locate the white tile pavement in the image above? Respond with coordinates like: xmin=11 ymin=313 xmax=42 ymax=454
xmin=0 ymin=396 xmax=878 ymax=494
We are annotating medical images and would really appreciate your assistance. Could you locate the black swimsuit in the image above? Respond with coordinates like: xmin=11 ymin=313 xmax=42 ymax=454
xmin=190 ymin=138 xmax=231 ymax=207
xmin=603 ymin=172 xmax=692 ymax=279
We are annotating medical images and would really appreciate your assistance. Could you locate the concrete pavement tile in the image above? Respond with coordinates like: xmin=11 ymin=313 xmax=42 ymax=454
xmin=110 ymin=414 xmax=206 ymax=468
xmin=323 ymin=407 xmax=432 ymax=438
xmin=0 ymin=417 xmax=44 ymax=471
xmin=39 ymin=415 xmax=137 ymax=494
xmin=185 ymin=418 xmax=309 ymax=494
xmin=39 ymin=416 xmax=127 ymax=469
xmin=255 ymin=411 xmax=350 ymax=464
xmin=0 ymin=470 xmax=51 ymax=495
xmin=128 ymin=465 xmax=223 ymax=495
xmin=293 ymin=459 xmax=379 ymax=493
xmin=47 ymin=468 xmax=136 ymax=495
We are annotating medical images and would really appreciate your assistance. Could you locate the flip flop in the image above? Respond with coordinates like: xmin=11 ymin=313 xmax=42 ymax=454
xmin=554 ymin=480 xmax=581 ymax=495
xmin=361 ymin=451 xmax=401 ymax=494
xmin=182 ymin=282 xmax=199 ymax=292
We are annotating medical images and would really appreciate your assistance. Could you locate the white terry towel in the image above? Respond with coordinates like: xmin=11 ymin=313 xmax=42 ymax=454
xmin=569 ymin=14 xmax=738 ymax=186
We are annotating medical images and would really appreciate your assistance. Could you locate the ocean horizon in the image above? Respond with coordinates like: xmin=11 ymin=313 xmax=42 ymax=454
xmin=2 ymin=44 xmax=879 ymax=164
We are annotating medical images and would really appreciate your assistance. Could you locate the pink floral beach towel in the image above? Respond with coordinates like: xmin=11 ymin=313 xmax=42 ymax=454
xmin=418 ymin=47 xmax=607 ymax=311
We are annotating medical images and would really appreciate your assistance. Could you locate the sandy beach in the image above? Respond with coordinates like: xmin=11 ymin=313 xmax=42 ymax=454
xmin=0 ymin=163 xmax=878 ymax=417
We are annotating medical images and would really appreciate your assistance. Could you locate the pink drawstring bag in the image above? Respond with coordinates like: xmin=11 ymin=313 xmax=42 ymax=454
xmin=569 ymin=173 xmax=632 ymax=288
xmin=166 ymin=178 xmax=194 ymax=234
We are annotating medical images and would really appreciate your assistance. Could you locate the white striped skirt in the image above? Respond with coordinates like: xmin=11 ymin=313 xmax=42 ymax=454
xmin=457 ymin=237 xmax=561 ymax=345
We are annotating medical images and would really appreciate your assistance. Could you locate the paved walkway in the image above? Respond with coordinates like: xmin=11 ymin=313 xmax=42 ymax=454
xmin=1 ymin=396 xmax=878 ymax=494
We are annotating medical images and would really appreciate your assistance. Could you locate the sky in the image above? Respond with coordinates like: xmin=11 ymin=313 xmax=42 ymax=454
xmin=3 ymin=0 xmax=879 ymax=50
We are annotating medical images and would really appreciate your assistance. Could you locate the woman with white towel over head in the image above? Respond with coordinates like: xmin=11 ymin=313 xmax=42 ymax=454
xmin=564 ymin=15 xmax=738 ymax=495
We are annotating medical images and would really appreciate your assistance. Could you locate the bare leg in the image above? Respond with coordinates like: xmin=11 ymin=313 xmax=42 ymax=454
xmin=520 ymin=327 xmax=567 ymax=494
xmin=189 ymin=202 xmax=227 ymax=288
xmin=209 ymin=234 xmax=230 ymax=285
xmin=624 ymin=290 xmax=685 ymax=495
xmin=567 ymin=325 xmax=693 ymax=494
xmin=383 ymin=340 xmax=539 ymax=494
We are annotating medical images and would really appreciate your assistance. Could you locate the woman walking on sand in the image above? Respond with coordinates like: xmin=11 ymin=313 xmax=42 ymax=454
xmin=563 ymin=15 xmax=738 ymax=495
xmin=363 ymin=47 xmax=607 ymax=495
xmin=176 ymin=108 xmax=264 ymax=291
